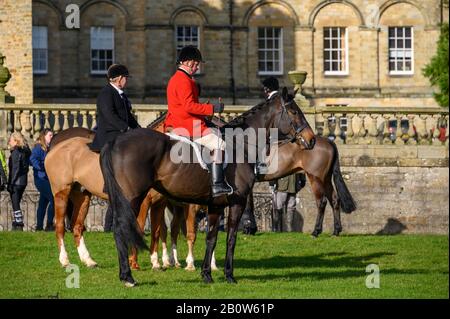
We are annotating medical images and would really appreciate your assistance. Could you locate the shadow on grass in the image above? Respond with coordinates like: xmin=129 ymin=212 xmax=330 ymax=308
xmin=216 ymin=251 xmax=396 ymax=270
xmin=236 ymin=267 xmax=430 ymax=282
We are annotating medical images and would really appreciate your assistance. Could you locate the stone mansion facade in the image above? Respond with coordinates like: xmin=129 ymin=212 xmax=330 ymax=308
xmin=0 ymin=0 xmax=448 ymax=106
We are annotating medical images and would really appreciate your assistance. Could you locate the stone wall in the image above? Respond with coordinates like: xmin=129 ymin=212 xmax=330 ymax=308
xmin=287 ymin=147 xmax=449 ymax=235
xmin=0 ymin=0 xmax=33 ymax=103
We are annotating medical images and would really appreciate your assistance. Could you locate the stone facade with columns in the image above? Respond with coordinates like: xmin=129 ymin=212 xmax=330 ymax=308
xmin=0 ymin=0 xmax=447 ymax=107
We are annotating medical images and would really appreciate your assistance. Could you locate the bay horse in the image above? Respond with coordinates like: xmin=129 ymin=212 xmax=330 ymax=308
xmin=149 ymin=136 xmax=355 ymax=274
xmin=100 ymin=88 xmax=319 ymax=286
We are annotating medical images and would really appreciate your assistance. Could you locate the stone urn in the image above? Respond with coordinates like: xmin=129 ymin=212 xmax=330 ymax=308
xmin=0 ymin=52 xmax=13 ymax=103
xmin=288 ymin=70 xmax=307 ymax=92
xmin=288 ymin=70 xmax=309 ymax=107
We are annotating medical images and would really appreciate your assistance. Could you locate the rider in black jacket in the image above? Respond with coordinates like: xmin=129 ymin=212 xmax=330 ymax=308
xmin=89 ymin=64 xmax=140 ymax=152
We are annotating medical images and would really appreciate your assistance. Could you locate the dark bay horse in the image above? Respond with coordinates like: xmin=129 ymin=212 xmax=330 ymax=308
xmin=100 ymin=88 xmax=318 ymax=286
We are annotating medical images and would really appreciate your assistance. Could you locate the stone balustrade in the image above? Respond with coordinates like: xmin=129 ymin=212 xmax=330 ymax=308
xmin=0 ymin=104 xmax=252 ymax=147
xmin=314 ymin=106 xmax=449 ymax=147
xmin=0 ymin=103 xmax=448 ymax=148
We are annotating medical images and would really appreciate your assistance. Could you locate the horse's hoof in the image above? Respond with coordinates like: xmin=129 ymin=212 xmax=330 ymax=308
xmin=152 ymin=263 xmax=161 ymax=270
xmin=174 ymin=262 xmax=181 ymax=268
xmin=211 ymin=265 xmax=219 ymax=271
xmin=60 ymin=259 xmax=70 ymax=268
xmin=84 ymin=259 xmax=98 ymax=268
xmin=185 ymin=265 xmax=196 ymax=271
xmin=226 ymin=275 xmax=237 ymax=284
xmin=311 ymin=232 xmax=319 ymax=238
xmin=123 ymin=280 xmax=137 ymax=288
xmin=162 ymin=262 xmax=171 ymax=269
xmin=202 ymin=272 xmax=214 ymax=284
xmin=131 ymin=263 xmax=141 ymax=270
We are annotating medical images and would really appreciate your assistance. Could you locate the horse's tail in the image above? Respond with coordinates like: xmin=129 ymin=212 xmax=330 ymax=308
xmin=329 ymin=140 xmax=356 ymax=214
xmin=100 ymin=141 xmax=147 ymax=251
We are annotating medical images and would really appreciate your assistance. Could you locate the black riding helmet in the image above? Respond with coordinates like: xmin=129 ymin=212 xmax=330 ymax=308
xmin=177 ymin=45 xmax=205 ymax=64
xmin=262 ymin=76 xmax=279 ymax=92
xmin=107 ymin=64 xmax=131 ymax=79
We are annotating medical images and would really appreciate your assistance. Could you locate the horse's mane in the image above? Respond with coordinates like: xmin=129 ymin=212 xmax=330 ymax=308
xmin=225 ymin=101 xmax=269 ymax=128
xmin=224 ymin=91 xmax=295 ymax=128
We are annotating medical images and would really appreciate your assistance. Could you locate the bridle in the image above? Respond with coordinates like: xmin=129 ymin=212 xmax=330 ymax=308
xmin=275 ymin=97 xmax=312 ymax=148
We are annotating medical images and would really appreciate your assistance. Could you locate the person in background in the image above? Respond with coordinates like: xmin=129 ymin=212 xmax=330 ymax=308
xmin=270 ymin=173 xmax=306 ymax=232
xmin=7 ymin=132 xmax=31 ymax=231
xmin=30 ymin=128 xmax=55 ymax=231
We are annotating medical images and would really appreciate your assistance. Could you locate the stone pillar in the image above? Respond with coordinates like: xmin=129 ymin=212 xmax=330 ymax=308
xmin=0 ymin=0 xmax=33 ymax=104
xmin=288 ymin=70 xmax=314 ymax=131
xmin=0 ymin=51 xmax=15 ymax=148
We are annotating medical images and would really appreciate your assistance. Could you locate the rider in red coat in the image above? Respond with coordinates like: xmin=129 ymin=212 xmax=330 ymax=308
xmin=164 ymin=46 xmax=233 ymax=197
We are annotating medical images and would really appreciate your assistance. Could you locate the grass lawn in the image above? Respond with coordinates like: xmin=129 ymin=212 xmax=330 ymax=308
xmin=0 ymin=231 xmax=447 ymax=299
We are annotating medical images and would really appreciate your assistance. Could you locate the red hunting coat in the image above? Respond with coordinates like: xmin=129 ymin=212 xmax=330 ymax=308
xmin=164 ymin=69 xmax=214 ymax=137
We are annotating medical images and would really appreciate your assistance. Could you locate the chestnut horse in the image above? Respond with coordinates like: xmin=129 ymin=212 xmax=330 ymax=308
xmin=46 ymin=123 xmax=166 ymax=269
xmin=100 ymin=88 xmax=318 ymax=286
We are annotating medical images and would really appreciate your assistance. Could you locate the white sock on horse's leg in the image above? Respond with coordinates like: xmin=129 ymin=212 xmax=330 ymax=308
xmin=162 ymin=241 xmax=170 ymax=268
xmin=77 ymin=236 xmax=97 ymax=267
xmin=185 ymin=252 xmax=195 ymax=271
xmin=171 ymin=243 xmax=181 ymax=267
xmin=150 ymin=251 xmax=161 ymax=269
xmin=185 ymin=240 xmax=195 ymax=271
xmin=211 ymin=250 xmax=218 ymax=271
xmin=59 ymin=240 xmax=70 ymax=267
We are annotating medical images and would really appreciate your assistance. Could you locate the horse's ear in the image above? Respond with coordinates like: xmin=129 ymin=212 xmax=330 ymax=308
xmin=281 ymin=87 xmax=288 ymax=100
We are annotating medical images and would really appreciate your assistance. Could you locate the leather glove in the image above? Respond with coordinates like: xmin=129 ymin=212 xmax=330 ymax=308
xmin=213 ymin=103 xmax=224 ymax=113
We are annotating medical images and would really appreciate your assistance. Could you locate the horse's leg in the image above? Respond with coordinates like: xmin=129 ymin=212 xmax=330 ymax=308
xmin=129 ymin=190 xmax=152 ymax=270
xmin=211 ymin=250 xmax=218 ymax=271
xmin=54 ymin=188 xmax=71 ymax=267
xmin=150 ymin=198 xmax=166 ymax=270
xmin=310 ymin=175 xmax=327 ymax=238
xmin=326 ymin=177 xmax=342 ymax=236
xmin=201 ymin=206 xmax=223 ymax=284
xmin=224 ymin=199 xmax=246 ymax=284
xmin=71 ymin=190 xmax=97 ymax=267
xmin=160 ymin=210 xmax=171 ymax=269
xmin=184 ymin=204 xmax=198 ymax=271
xmin=169 ymin=204 xmax=183 ymax=268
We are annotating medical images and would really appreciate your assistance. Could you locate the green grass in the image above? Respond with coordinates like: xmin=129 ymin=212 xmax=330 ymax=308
xmin=0 ymin=231 xmax=448 ymax=299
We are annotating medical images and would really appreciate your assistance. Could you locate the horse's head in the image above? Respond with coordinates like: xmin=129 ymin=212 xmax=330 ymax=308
xmin=270 ymin=87 xmax=315 ymax=150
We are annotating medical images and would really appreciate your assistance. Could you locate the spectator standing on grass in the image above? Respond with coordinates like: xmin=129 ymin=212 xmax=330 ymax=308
xmin=30 ymin=128 xmax=55 ymax=231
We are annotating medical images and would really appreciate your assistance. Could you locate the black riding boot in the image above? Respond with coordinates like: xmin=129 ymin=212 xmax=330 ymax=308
xmin=211 ymin=163 xmax=233 ymax=197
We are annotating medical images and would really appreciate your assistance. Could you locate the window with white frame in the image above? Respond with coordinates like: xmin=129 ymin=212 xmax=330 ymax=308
xmin=32 ymin=26 xmax=48 ymax=74
xmin=90 ymin=27 xmax=114 ymax=74
xmin=323 ymin=27 xmax=348 ymax=75
xmin=389 ymin=26 xmax=413 ymax=74
xmin=258 ymin=27 xmax=283 ymax=75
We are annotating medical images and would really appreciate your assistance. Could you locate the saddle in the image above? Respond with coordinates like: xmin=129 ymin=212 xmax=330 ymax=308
xmin=165 ymin=132 xmax=230 ymax=172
